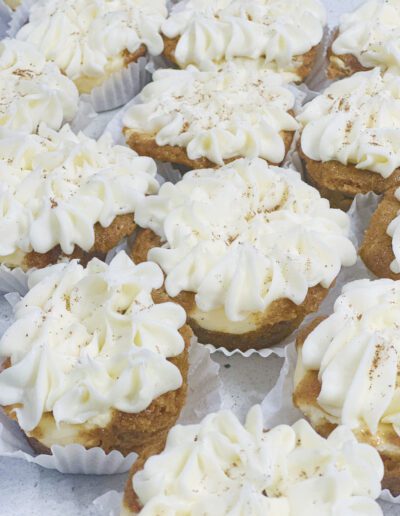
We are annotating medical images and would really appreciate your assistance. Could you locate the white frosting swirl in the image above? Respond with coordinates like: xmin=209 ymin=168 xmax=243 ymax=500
xmin=0 ymin=251 xmax=186 ymax=430
xmin=332 ymin=0 xmax=400 ymax=73
xmin=0 ymin=124 xmax=158 ymax=260
xmin=17 ymin=0 xmax=167 ymax=82
xmin=132 ymin=406 xmax=383 ymax=516
xmin=162 ymin=0 xmax=326 ymax=76
xmin=0 ymin=38 xmax=78 ymax=134
xmin=123 ymin=65 xmax=298 ymax=166
xmin=134 ymin=158 xmax=356 ymax=322
xmin=298 ymin=68 xmax=400 ymax=177
xmin=301 ymin=278 xmax=400 ymax=437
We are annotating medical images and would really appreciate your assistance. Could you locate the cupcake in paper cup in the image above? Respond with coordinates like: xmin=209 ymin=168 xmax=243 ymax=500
xmin=0 ymin=251 xmax=222 ymax=474
xmin=14 ymin=0 xmax=169 ymax=111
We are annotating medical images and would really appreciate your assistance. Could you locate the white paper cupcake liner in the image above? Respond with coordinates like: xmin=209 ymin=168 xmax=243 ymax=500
xmin=0 ymin=337 xmax=221 ymax=475
xmin=0 ymin=1 xmax=12 ymax=39
xmin=83 ymin=56 xmax=151 ymax=113
xmin=5 ymin=0 xmax=33 ymax=37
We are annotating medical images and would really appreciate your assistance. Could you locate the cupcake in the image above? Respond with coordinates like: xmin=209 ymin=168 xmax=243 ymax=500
xmin=0 ymin=38 xmax=78 ymax=134
xmin=16 ymin=0 xmax=168 ymax=94
xmin=328 ymin=0 xmax=400 ymax=80
xmin=298 ymin=69 xmax=400 ymax=210
xmin=122 ymin=405 xmax=383 ymax=515
xmin=0 ymin=251 xmax=192 ymax=458
xmin=123 ymin=64 xmax=299 ymax=169
xmin=294 ymin=278 xmax=400 ymax=493
xmin=161 ymin=0 xmax=326 ymax=82
xmin=131 ymin=158 xmax=356 ymax=351
xmin=0 ymin=124 xmax=158 ymax=270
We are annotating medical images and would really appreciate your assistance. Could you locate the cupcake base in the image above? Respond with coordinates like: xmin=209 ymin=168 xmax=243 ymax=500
xmin=123 ymin=128 xmax=294 ymax=170
xmin=162 ymin=35 xmax=319 ymax=82
xmin=131 ymin=228 xmax=330 ymax=351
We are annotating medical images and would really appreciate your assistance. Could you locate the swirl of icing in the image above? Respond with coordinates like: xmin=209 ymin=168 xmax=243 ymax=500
xmin=0 ymin=38 xmax=78 ymax=134
xmin=123 ymin=65 xmax=299 ymax=166
xmin=17 ymin=0 xmax=167 ymax=83
xmin=162 ymin=0 xmax=326 ymax=76
xmin=332 ymin=0 xmax=400 ymax=73
xmin=0 ymin=124 xmax=158 ymax=261
xmin=0 ymin=251 xmax=187 ymax=430
xmin=301 ymin=278 xmax=400 ymax=438
xmin=132 ymin=406 xmax=383 ymax=515
xmin=134 ymin=158 xmax=356 ymax=322
xmin=298 ymin=68 xmax=400 ymax=177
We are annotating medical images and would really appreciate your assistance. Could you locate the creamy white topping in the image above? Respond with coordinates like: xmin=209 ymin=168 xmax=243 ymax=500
xmin=132 ymin=406 xmax=383 ymax=515
xmin=0 ymin=124 xmax=158 ymax=260
xmin=17 ymin=0 xmax=167 ymax=82
xmin=0 ymin=252 xmax=186 ymax=430
xmin=301 ymin=278 xmax=400 ymax=437
xmin=123 ymin=65 xmax=298 ymax=166
xmin=332 ymin=0 xmax=400 ymax=73
xmin=0 ymin=38 xmax=78 ymax=134
xmin=388 ymin=187 xmax=400 ymax=273
xmin=134 ymin=158 xmax=356 ymax=322
xmin=162 ymin=0 xmax=326 ymax=77
xmin=298 ymin=68 xmax=400 ymax=177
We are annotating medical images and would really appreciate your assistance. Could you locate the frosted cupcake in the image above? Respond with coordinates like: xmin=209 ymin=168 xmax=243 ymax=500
xmin=298 ymin=69 xmax=400 ymax=210
xmin=294 ymin=278 xmax=400 ymax=493
xmin=16 ymin=0 xmax=168 ymax=94
xmin=329 ymin=0 xmax=400 ymax=79
xmin=161 ymin=0 xmax=326 ymax=81
xmin=0 ymin=124 xmax=158 ymax=269
xmin=131 ymin=158 xmax=356 ymax=351
xmin=123 ymin=64 xmax=298 ymax=169
xmin=0 ymin=38 xmax=78 ymax=134
xmin=0 ymin=252 xmax=192 ymax=458
xmin=122 ymin=405 xmax=383 ymax=515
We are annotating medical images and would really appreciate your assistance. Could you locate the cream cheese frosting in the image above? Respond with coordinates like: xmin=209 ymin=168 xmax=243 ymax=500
xmin=0 ymin=251 xmax=186 ymax=430
xmin=298 ymin=68 xmax=400 ymax=177
xmin=16 ymin=0 xmax=167 ymax=84
xmin=123 ymin=65 xmax=299 ymax=166
xmin=0 ymin=124 xmax=158 ymax=262
xmin=134 ymin=158 xmax=356 ymax=322
xmin=162 ymin=0 xmax=326 ymax=76
xmin=0 ymin=38 xmax=78 ymax=134
xmin=332 ymin=0 xmax=400 ymax=73
xmin=300 ymin=278 xmax=400 ymax=437
xmin=132 ymin=406 xmax=383 ymax=515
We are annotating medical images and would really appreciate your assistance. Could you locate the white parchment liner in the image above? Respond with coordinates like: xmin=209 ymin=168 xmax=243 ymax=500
xmin=0 ymin=1 xmax=11 ymax=39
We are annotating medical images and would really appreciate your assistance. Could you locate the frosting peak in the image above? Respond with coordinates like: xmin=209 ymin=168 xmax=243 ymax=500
xmin=0 ymin=124 xmax=159 ymax=260
xmin=123 ymin=64 xmax=298 ymax=166
xmin=134 ymin=158 xmax=356 ymax=321
xmin=0 ymin=251 xmax=187 ymax=430
xmin=162 ymin=0 xmax=326 ymax=76
xmin=299 ymin=68 xmax=400 ymax=177
xmin=0 ymin=38 xmax=78 ymax=134
xmin=132 ymin=406 xmax=383 ymax=515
